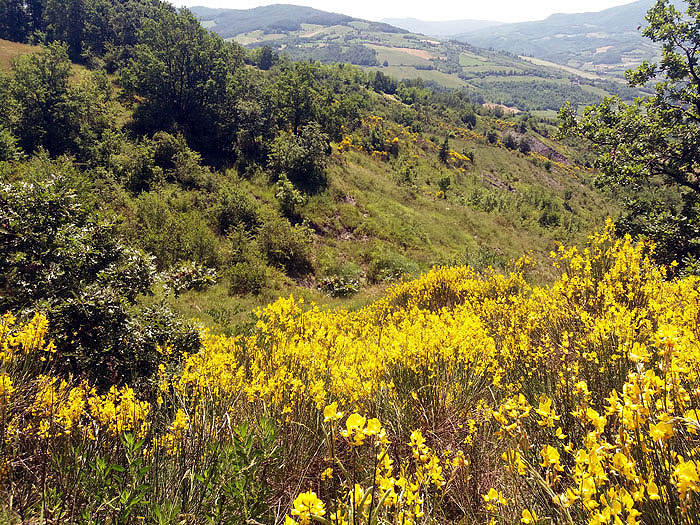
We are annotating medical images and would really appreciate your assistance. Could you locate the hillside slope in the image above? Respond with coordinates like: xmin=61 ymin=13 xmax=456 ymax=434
xmin=379 ymin=17 xmax=503 ymax=36
xmin=191 ymin=4 xmax=645 ymax=112
xmin=190 ymin=4 xmax=401 ymax=38
xmin=167 ymin=93 xmax=614 ymax=330
xmin=455 ymin=0 xmax=658 ymax=76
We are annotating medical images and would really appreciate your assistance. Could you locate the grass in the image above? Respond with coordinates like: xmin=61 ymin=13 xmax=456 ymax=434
xmin=366 ymin=65 xmax=467 ymax=88
xmin=368 ymin=45 xmax=433 ymax=66
xmin=160 ymin=107 xmax=613 ymax=332
xmin=519 ymin=55 xmax=604 ymax=80
xmin=459 ymin=52 xmax=486 ymax=67
xmin=0 ymin=39 xmax=39 ymax=70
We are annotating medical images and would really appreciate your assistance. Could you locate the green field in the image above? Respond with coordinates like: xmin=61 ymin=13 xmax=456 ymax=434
xmin=368 ymin=44 xmax=434 ymax=66
xmin=520 ymin=55 xmax=605 ymax=80
xmin=459 ymin=52 xmax=486 ymax=67
xmin=366 ymin=65 xmax=467 ymax=88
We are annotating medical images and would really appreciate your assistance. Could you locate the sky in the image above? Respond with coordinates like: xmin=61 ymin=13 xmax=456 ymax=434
xmin=180 ymin=0 xmax=637 ymax=23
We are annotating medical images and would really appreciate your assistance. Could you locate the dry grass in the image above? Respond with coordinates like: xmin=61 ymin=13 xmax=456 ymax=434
xmin=0 ymin=39 xmax=39 ymax=71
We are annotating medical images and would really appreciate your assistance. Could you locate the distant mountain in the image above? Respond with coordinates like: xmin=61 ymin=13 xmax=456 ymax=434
xmin=189 ymin=4 xmax=404 ymax=40
xmin=192 ymin=3 xmax=646 ymax=111
xmin=455 ymin=0 xmax=659 ymax=76
xmin=379 ymin=18 xmax=503 ymax=37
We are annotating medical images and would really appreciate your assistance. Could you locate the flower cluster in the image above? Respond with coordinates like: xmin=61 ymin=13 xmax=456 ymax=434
xmin=4 ymin=221 xmax=700 ymax=524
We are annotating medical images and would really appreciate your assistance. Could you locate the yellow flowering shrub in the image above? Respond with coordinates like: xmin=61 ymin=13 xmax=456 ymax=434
xmin=5 ymin=220 xmax=700 ymax=524
xmin=0 ymin=312 xmax=55 ymax=364
xmin=286 ymin=407 xmax=460 ymax=525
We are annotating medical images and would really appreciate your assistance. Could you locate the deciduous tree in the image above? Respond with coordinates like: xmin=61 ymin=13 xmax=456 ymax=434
xmin=560 ymin=0 xmax=700 ymax=268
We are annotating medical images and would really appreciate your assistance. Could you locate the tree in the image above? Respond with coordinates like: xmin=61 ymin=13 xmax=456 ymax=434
xmin=461 ymin=107 xmax=477 ymax=129
xmin=274 ymin=62 xmax=321 ymax=135
xmin=518 ymin=137 xmax=531 ymax=154
xmin=559 ymin=0 xmax=700 ymax=267
xmin=0 ymin=0 xmax=29 ymax=41
xmin=0 ymin=157 xmax=199 ymax=385
xmin=372 ymin=70 xmax=396 ymax=94
xmin=121 ymin=9 xmax=245 ymax=156
xmin=43 ymin=0 xmax=86 ymax=60
xmin=503 ymin=133 xmax=517 ymax=150
xmin=269 ymin=121 xmax=329 ymax=192
xmin=8 ymin=42 xmax=114 ymax=159
xmin=438 ymin=136 xmax=449 ymax=163
xmin=257 ymin=45 xmax=275 ymax=70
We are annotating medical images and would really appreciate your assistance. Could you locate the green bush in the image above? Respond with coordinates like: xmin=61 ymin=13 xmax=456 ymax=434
xmin=0 ymin=162 xmax=200 ymax=385
xmin=275 ymin=173 xmax=306 ymax=217
xmin=437 ymin=176 xmax=451 ymax=192
xmin=228 ymin=258 xmax=268 ymax=296
xmin=151 ymin=131 xmax=206 ymax=188
xmin=0 ymin=126 xmax=22 ymax=161
xmin=257 ymin=217 xmax=313 ymax=276
xmin=162 ymin=261 xmax=218 ymax=297
xmin=268 ymin=122 xmax=329 ymax=192
xmin=319 ymin=275 xmax=360 ymax=297
xmin=317 ymin=253 xmax=362 ymax=297
xmin=217 ymin=182 xmax=259 ymax=233
xmin=518 ymin=137 xmax=531 ymax=154
xmin=503 ymin=133 xmax=518 ymax=150
xmin=130 ymin=191 xmax=220 ymax=270
xmin=112 ymin=139 xmax=162 ymax=193
xmin=539 ymin=209 xmax=561 ymax=228
xmin=463 ymin=243 xmax=508 ymax=271
xmin=365 ymin=248 xmax=418 ymax=284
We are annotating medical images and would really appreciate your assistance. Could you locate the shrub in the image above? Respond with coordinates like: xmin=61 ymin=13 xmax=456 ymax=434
xmin=366 ymin=248 xmax=419 ymax=284
xmin=228 ymin=257 xmax=268 ymax=296
xmin=538 ymin=209 xmax=560 ymax=228
xmin=503 ymin=133 xmax=518 ymax=150
xmin=0 ymin=163 xmax=199 ymax=385
xmin=216 ymin=182 xmax=259 ymax=233
xmin=130 ymin=191 xmax=220 ymax=270
xmin=161 ymin=261 xmax=218 ymax=297
xmin=268 ymin=122 xmax=329 ymax=192
xmin=257 ymin=217 xmax=313 ymax=276
xmin=317 ymin=255 xmax=362 ymax=297
xmin=0 ymin=126 xmax=22 ymax=162
xmin=438 ymin=136 xmax=449 ymax=163
xmin=437 ymin=175 xmax=451 ymax=192
xmin=518 ymin=137 xmax=531 ymax=154
xmin=461 ymin=108 xmax=477 ymax=128
xmin=275 ymin=173 xmax=306 ymax=217
xmin=150 ymin=131 xmax=206 ymax=188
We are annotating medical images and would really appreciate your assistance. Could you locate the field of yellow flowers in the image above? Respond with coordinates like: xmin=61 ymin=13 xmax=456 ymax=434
xmin=2 ymin=221 xmax=700 ymax=524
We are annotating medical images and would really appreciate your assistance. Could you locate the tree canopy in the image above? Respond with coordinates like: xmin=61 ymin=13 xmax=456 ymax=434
xmin=560 ymin=0 xmax=700 ymax=268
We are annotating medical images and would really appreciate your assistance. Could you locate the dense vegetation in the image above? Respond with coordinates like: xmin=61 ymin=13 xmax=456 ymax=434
xmin=561 ymin=0 xmax=700 ymax=270
xmin=190 ymin=4 xmax=401 ymax=39
xmin=1 ymin=0 xmax=699 ymax=522
xmin=3 ymin=225 xmax=700 ymax=524
xmin=0 ymin=0 xmax=609 ymax=383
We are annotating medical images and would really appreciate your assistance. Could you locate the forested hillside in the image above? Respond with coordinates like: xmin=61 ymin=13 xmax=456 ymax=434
xmin=191 ymin=4 xmax=647 ymax=113
xmin=0 ymin=0 xmax=612 ymax=342
xmin=456 ymin=0 xmax=659 ymax=77
xmin=2 ymin=0 xmax=700 ymax=523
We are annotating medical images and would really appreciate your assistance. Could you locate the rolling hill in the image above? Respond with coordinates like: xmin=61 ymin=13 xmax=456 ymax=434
xmin=454 ymin=0 xmax=659 ymax=76
xmin=192 ymin=4 xmax=403 ymax=39
xmin=190 ymin=4 xmax=645 ymax=113
xmin=379 ymin=18 xmax=503 ymax=37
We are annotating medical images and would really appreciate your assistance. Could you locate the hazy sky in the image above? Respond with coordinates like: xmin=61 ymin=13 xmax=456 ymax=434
xmin=180 ymin=0 xmax=637 ymax=23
